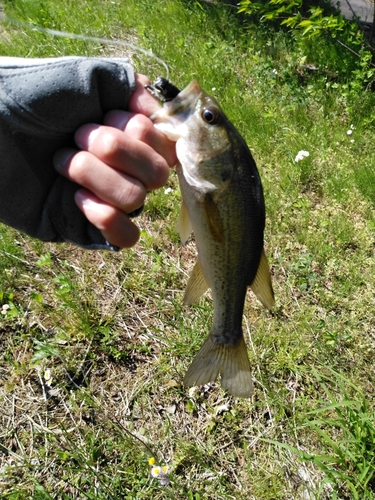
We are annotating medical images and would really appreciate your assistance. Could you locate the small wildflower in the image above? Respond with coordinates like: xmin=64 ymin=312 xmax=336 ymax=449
xmin=164 ymin=187 xmax=173 ymax=195
xmin=151 ymin=465 xmax=161 ymax=477
xmin=295 ymin=150 xmax=310 ymax=162
xmin=1 ymin=304 xmax=10 ymax=315
xmin=149 ymin=461 xmax=170 ymax=486
xmin=44 ymin=369 xmax=52 ymax=386
xmin=211 ymin=87 xmax=216 ymax=91
xmin=347 ymin=129 xmax=353 ymax=135
xmin=188 ymin=386 xmax=197 ymax=398
xmin=159 ymin=476 xmax=169 ymax=486
xmin=159 ymin=466 xmax=170 ymax=486
xmin=272 ymin=69 xmax=278 ymax=75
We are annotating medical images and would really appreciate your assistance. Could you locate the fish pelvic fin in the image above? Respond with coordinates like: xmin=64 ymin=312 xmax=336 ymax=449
xmin=176 ymin=199 xmax=192 ymax=244
xmin=250 ymin=248 xmax=275 ymax=310
xmin=184 ymin=334 xmax=253 ymax=398
xmin=183 ymin=258 xmax=209 ymax=305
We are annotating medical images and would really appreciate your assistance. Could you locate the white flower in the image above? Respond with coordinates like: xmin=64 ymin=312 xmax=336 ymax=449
xmin=188 ymin=386 xmax=197 ymax=398
xmin=159 ymin=474 xmax=170 ymax=486
xmin=1 ymin=304 xmax=10 ymax=315
xmin=164 ymin=187 xmax=173 ymax=195
xmin=44 ymin=369 xmax=52 ymax=386
xmin=272 ymin=69 xmax=278 ymax=75
xmin=150 ymin=462 xmax=170 ymax=485
xmin=347 ymin=129 xmax=353 ymax=135
xmin=295 ymin=150 xmax=310 ymax=162
xmin=151 ymin=465 xmax=162 ymax=478
xmin=211 ymin=87 xmax=216 ymax=91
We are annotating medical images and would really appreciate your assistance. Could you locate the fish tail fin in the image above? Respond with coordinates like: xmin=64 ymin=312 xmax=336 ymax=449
xmin=184 ymin=334 xmax=253 ymax=398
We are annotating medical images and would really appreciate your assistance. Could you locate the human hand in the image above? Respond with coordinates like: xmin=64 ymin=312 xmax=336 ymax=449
xmin=54 ymin=73 xmax=177 ymax=248
xmin=0 ymin=56 xmax=176 ymax=250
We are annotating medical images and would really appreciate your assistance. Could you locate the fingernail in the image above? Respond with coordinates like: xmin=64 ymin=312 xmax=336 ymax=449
xmin=75 ymin=190 xmax=104 ymax=214
xmin=53 ymin=148 xmax=75 ymax=173
xmin=104 ymin=110 xmax=132 ymax=130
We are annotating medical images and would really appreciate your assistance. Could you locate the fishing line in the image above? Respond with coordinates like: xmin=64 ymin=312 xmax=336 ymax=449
xmin=0 ymin=8 xmax=170 ymax=78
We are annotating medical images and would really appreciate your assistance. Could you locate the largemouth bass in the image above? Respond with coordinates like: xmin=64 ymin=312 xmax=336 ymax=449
xmin=151 ymin=80 xmax=274 ymax=398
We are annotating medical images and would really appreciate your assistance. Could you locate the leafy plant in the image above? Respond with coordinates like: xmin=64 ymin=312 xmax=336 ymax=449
xmin=238 ymin=0 xmax=347 ymax=38
xmin=264 ymin=368 xmax=375 ymax=499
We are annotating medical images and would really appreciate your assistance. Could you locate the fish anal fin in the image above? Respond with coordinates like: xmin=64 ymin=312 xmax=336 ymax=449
xmin=183 ymin=259 xmax=209 ymax=305
xmin=250 ymin=248 xmax=275 ymax=310
xmin=176 ymin=200 xmax=192 ymax=244
xmin=184 ymin=334 xmax=253 ymax=398
xmin=202 ymin=193 xmax=223 ymax=243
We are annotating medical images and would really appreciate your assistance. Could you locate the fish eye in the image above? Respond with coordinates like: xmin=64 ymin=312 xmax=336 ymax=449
xmin=202 ymin=108 xmax=219 ymax=125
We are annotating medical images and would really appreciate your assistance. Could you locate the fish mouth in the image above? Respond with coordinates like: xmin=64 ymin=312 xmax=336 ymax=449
xmin=173 ymin=80 xmax=201 ymax=104
xmin=157 ymin=80 xmax=202 ymax=117
xmin=150 ymin=80 xmax=203 ymax=141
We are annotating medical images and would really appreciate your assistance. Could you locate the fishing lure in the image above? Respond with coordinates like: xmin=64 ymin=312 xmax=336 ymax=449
xmin=145 ymin=76 xmax=180 ymax=102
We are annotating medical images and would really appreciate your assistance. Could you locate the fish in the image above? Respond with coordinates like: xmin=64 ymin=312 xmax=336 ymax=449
xmin=150 ymin=80 xmax=274 ymax=398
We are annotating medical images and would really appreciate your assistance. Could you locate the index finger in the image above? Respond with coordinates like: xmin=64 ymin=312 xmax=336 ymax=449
xmin=128 ymin=74 xmax=163 ymax=116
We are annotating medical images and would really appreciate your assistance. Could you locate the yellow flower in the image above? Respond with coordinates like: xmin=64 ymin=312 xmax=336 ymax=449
xmin=148 ymin=457 xmax=155 ymax=466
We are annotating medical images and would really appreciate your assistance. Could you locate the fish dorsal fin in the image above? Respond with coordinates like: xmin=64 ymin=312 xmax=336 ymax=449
xmin=250 ymin=249 xmax=275 ymax=310
xmin=176 ymin=200 xmax=192 ymax=244
xmin=183 ymin=258 xmax=209 ymax=305
xmin=203 ymin=193 xmax=224 ymax=243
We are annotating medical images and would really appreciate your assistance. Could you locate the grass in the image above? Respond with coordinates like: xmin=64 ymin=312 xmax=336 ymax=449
xmin=1 ymin=0 xmax=375 ymax=498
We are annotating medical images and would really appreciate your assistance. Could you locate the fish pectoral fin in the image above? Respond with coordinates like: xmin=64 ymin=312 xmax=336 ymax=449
xmin=202 ymin=193 xmax=224 ymax=243
xmin=250 ymin=248 xmax=275 ymax=310
xmin=176 ymin=200 xmax=192 ymax=244
xmin=183 ymin=259 xmax=209 ymax=305
xmin=184 ymin=334 xmax=253 ymax=398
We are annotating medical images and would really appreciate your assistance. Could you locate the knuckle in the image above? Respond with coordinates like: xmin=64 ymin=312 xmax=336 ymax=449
xmin=100 ymin=131 xmax=122 ymax=159
xmin=95 ymin=209 xmax=114 ymax=230
xmin=148 ymin=158 xmax=170 ymax=190
xmin=121 ymin=180 xmax=146 ymax=212
xmin=126 ymin=115 xmax=153 ymax=142
xmin=68 ymin=151 xmax=91 ymax=184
